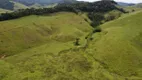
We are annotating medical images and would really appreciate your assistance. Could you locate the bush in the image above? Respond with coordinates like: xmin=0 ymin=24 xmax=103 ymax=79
xmin=105 ymin=15 xmax=116 ymax=21
xmin=88 ymin=13 xmax=104 ymax=28
xmin=93 ymin=27 xmax=102 ymax=33
xmin=74 ymin=38 xmax=80 ymax=46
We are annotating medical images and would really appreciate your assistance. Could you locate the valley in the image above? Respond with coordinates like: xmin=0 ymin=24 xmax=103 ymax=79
xmin=0 ymin=0 xmax=142 ymax=80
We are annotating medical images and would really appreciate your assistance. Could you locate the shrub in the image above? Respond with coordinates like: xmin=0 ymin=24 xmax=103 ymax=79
xmin=88 ymin=12 xmax=104 ymax=28
xmin=93 ymin=27 xmax=102 ymax=33
xmin=74 ymin=38 xmax=80 ymax=46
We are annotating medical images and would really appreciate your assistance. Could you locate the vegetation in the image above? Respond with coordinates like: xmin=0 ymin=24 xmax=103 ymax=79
xmin=0 ymin=12 xmax=92 ymax=56
xmin=12 ymin=1 xmax=29 ymax=10
xmin=88 ymin=12 xmax=104 ymax=27
xmin=74 ymin=38 xmax=80 ymax=46
xmin=0 ymin=1 xmax=120 ymax=21
xmin=0 ymin=0 xmax=141 ymax=80
xmin=87 ymin=11 xmax=142 ymax=79
xmin=0 ymin=8 xmax=12 ymax=13
xmin=0 ymin=11 xmax=142 ymax=80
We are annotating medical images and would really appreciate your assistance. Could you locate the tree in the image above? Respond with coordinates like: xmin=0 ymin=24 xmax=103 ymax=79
xmin=74 ymin=38 xmax=80 ymax=46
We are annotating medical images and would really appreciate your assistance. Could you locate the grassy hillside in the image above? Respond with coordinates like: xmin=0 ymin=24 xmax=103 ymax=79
xmin=123 ymin=6 xmax=142 ymax=12
xmin=12 ymin=1 xmax=29 ymax=10
xmin=0 ymin=1 xmax=28 ymax=13
xmin=0 ymin=8 xmax=12 ymax=13
xmin=0 ymin=10 xmax=142 ymax=80
xmin=0 ymin=12 xmax=92 ymax=56
xmin=0 ymin=12 xmax=93 ymax=80
xmin=86 ymin=11 xmax=142 ymax=79
xmin=134 ymin=3 xmax=142 ymax=8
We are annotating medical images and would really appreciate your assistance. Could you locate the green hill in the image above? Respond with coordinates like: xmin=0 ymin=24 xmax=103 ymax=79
xmin=0 ymin=7 xmax=142 ymax=80
xmin=135 ymin=3 xmax=142 ymax=8
xmin=0 ymin=8 xmax=12 ymax=13
xmin=0 ymin=12 xmax=93 ymax=80
xmin=12 ymin=1 xmax=29 ymax=10
xmin=0 ymin=12 xmax=92 ymax=56
xmin=86 ymin=11 xmax=142 ymax=79
xmin=13 ymin=0 xmax=76 ymax=6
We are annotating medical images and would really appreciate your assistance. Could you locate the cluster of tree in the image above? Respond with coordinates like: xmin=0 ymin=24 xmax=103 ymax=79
xmin=0 ymin=7 xmax=76 ymax=21
xmin=88 ymin=12 xmax=104 ymax=27
xmin=57 ymin=0 xmax=119 ymax=12
xmin=0 ymin=0 xmax=124 ymax=21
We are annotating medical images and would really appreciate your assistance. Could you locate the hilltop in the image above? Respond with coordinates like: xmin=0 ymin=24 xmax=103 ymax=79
xmin=0 ymin=0 xmax=76 ymax=11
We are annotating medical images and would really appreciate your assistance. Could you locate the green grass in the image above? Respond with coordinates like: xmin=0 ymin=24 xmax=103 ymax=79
xmin=0 ymin=11 xmax=142 ymax=80
xmin=123 ymin=6 xmax=142 ymax=12
xmin=0 ymin=12 xmax=93 ymax=80
xmin=12 ymin=1 xmax=29 ymax=10
xmin=0 ymin=12 xmax=92 ymax=56
xmin=0 ymin=8 xmax=12 ymax=13
xmin=87 ymin=10 xmax=142 ymax=79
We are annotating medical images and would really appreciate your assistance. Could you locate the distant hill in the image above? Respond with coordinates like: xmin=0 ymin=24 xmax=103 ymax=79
xmin=13 ymin=0 xmax=76 ymax=6
xmin=12 ymin=1 xmax=29 ymax=10
xmin=0 ymin=8 xmax=12 ymax=13
xmin=117 ymin=2 xmax=135 ymax=6
xmin=135 ymin=3 xmax=142 ymax=8
xmin=0 ymin=0 xmax=29 ymax=11
xmin=0 ymin=0 xmax=14 ymax=10
xmin=0 ymin=0 xmax=76 ymax=11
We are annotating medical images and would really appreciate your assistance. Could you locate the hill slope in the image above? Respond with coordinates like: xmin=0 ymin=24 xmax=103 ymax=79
xmin=0 ymin=12 xmax=93 ymax=80
xmin=86 ymin=11 xmax=142 ymax=79
xmin=0 ymin=12 xmax=92 ymax=56
xmin=12 ymin=1 xmax=29 ymax=10
xmin=135 ymin=3 xmax=142 ymax=8
xmin=0 ymin=9 xmax=142 ymax=80
xmin=13 ymin=0 xmax=76 ymax=5
xmin=0 ymin=8 xmax=12 ymax=13
xmin=117 ymin=2 xmax=135 ymax=6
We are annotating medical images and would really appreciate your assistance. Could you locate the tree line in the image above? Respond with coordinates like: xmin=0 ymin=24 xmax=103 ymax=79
xmin=0 ymin=1 xmax=125 ymax=21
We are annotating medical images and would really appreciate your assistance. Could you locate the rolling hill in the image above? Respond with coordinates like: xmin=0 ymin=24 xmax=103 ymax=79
xmin=0 ymin=0 xmax=14 ymax=10
xmin=12 ymin=1 xmax=29 ymax=10
xmin=0 ymin=0 xmax=141 ymax=80
xmin=0 ymin=10 xmax=141 ymax=80
xmin=0 ymin=8 xmax=12 ymax=13
xmin=0 ymin=0 xmax=29 ymax=11
xmin=13 ymin=0 xmax=76 ymax=6
xmin=117 ymin=2 xmax=135 ymax=6
xmin=135 ymin=3 xmax=142 ymax=8
xmin=0 ymin=12 xmax=93 ymax=80
xmin=0 ymin=0 xmax=76 ymax=11
xmin=0 ymin=12 xmax=92 ymax=56
xmin=86 ymin=10 xmax=142 ymax=79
